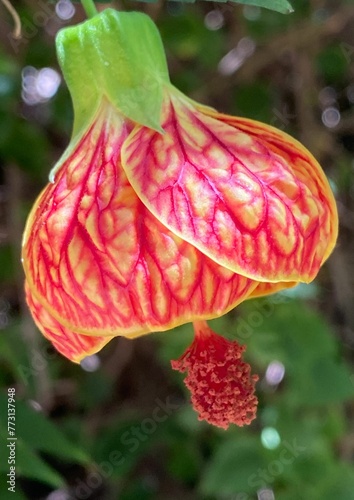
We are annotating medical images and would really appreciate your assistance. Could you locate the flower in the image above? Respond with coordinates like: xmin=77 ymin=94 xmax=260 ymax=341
xmin=22 ymin=10 xmax=338 ymax=429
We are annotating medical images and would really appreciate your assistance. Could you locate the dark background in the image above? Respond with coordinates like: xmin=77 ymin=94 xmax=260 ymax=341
xmin=1 ymin=1 xmax=354 ymax=499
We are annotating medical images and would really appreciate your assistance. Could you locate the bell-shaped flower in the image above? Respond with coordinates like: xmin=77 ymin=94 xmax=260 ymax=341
xmin=22 ymin=10 xmax=338 ymax=429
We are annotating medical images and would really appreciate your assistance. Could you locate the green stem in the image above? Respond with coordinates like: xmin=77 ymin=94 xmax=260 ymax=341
xmin=80 ymin=0 xmax=98 ymax=18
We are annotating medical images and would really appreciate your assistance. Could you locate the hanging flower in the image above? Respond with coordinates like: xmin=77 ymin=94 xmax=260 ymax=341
xmin=22 ymin=10 xmax=338 ymax=429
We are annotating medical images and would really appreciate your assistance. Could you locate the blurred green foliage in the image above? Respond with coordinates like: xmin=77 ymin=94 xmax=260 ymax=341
xmin=0 ymin=0 xmax=354 ymax=499
xmin=74 ymin=0 xmax=294 ymax=15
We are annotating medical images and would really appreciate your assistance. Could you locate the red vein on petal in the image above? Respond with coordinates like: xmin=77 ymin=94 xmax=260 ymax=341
xmin=122 ymin=91 xmax=337 ymax=284
xmin=23 ymin=103 xmax=257 ymax=339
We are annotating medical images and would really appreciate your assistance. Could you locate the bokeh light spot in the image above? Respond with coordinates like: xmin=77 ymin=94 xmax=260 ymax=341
xmin=204 ymin=10 xmax=224 ymax=31
xmin=322 ymin=107 xmax=341 ymax=128
xmin=80 ymin=354 xmax=101 ymax=372
xmin=55 ymin=0 xmax=75 ymax=21
xmin=265 ymin=361 xmax=285 ymax=385
xmin=261 ymin=427 xmax=281 ymax=450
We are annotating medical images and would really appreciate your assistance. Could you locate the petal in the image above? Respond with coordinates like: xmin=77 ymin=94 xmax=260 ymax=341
xmin=25 ymin=282 xmax=112 ymax=363
xmin=248 ymin=281 xmax=298 ymax=299
xmin=23 ymin=104 xmax=257 ymax=338
xmin=122 ymin=91 xmax=338 ymax=284
xmin=202 ymin=109 xmax=339 ymax=265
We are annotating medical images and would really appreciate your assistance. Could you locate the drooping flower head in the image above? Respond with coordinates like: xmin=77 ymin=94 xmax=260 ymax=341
xmin=22 ymin=10 xmax=338 ymax=429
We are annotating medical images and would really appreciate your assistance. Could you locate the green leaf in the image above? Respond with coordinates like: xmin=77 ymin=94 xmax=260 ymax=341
xmin=295 ymin=357 xmax=354 ymax=405
xmin=221 ymin=299 xmax=354 ymax=406
xmin=167 ymin=440 xmax=201 ymax=482
xmin=0 ymin=422 xmax=64 ymax=488
xmin=0 ymin=395 xmax=90 ymax=465
xmin=230 ymin=0 xmax=293 ymax=14
xmin=200 ymin=436 xmax=267 ymax=495
xmin=319 ymin=464 xmax=354 ymax=500
xmin=91 ymin=418 xmax=163 ymax=479
xmin=0 ymin=476 xmax=27 ymax=500
xmin=56 ymin=9 xmax=169 ymax=139
xmin=72 ymin=0 xmax=294 ymax=14
xmin=0 ymin=323 xmax=35 ymax=391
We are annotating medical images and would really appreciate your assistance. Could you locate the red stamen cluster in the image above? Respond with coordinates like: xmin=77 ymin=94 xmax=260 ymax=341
xmin=171 ymin=321 xmax=258 ymax=429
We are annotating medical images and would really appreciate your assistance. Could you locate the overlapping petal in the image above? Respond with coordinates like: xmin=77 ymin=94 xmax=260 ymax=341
xmin=247 ymin=280 xmax=298 ymax=299
xmin=122 ymin=90 xmax=338 ymax=284
xmin=22 ymin=102 xmax=258 ymax=340
xmin=25 ymin=283 xmax=112 ymax=363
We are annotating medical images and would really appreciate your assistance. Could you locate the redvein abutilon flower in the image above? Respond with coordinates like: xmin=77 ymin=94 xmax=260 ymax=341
xmin=22 ymin=10 xmax=338 ymax=429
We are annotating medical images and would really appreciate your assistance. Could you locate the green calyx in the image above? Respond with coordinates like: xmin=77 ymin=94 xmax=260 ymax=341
xmin=56 ymin=9 xmax=170 ymax=138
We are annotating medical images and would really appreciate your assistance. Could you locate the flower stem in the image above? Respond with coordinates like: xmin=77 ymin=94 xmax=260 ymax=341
xmin=1 ymin=0 xmax=21 ymax=38
xmin=80 ymin=0 xmax=98 ymax=18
